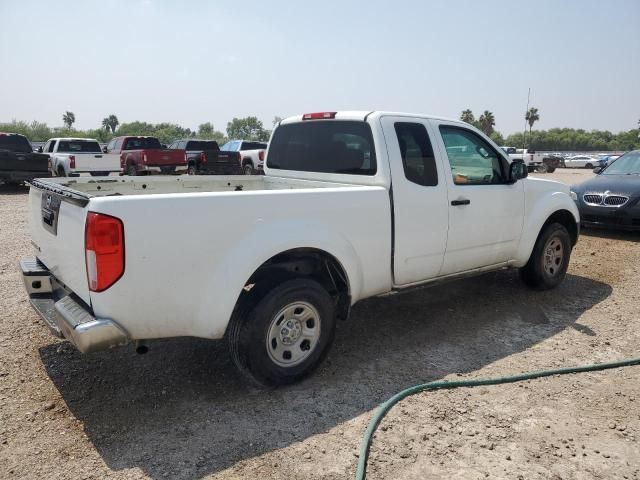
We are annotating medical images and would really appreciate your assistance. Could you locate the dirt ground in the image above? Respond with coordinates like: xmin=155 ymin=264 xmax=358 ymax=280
xmin=1 ymin=170 xmax=639 ymax=480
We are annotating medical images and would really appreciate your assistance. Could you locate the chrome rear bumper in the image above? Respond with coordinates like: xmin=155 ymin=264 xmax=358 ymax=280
xmin=20 ymin=256 xmax=129 ymax=353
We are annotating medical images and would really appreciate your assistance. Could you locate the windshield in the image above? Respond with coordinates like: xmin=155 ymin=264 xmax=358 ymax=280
xmin=124 ymin=137 xmax=162 ymax=150
xmin=268 ymin=121 xmax=376 ymax=175
xmin=0 ymin=134 xmax=32 ymax=153
xmin=602 ymin=151 xmax=640 ymax=175
xmin=57 ymin=140 xmax=102 ymax=153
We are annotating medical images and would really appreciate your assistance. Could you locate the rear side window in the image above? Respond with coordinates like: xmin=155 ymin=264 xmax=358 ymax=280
xmin=0 ymin=134 xmax=32 ymax=153
xmin=57 ymin=140 xmax=101 ymax=153
xmin=123 ymin=137 xmax=162 ymax=150
xmin=187 ymin=141 xmax=219 ymax=151
xmin=268 ymin=121 xmax=376 ymax=175
xmin=394 ymin=122 xmax=438 ymax=186
xmin=240 ymin=142 xmax=267 ymax=150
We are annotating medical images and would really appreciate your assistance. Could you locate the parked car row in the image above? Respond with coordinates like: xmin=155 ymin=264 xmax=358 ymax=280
xmin=0 ymin=133 xmax=269 ymax=180
xmin=500 ymin=146 xmax=560 ymax=173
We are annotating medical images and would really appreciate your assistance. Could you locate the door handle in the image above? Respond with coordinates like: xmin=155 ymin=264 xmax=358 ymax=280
xmin=451 ymin=199 xmax=471 ymax=206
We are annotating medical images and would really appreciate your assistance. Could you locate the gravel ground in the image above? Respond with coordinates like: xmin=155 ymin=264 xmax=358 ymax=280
xmin=1 ymin=170 xmax=639 ymax=479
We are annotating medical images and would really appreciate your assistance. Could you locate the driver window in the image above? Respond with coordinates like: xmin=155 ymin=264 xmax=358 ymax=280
xmin=439 ymin=126 xmax=505 ymax=185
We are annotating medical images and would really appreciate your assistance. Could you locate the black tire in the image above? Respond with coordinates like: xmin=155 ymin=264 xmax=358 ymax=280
xmin=187 ymin=164 xmax=198 ymax=175
xmin=519 ymin=222 xmax=572 ymax=290
xmin=546 ymin=166 xmax=556 ymax=173
xmin=57 ymin=167 xmax=66 ymax=177
xmin=227 ymin=278 xmax=336 ymax=387
xmin=243 ymin=163 xmax=254 ymax=175
xmin=585 ymin=163 xmax=593 ymax=169
xmin=126 ymin=164 xmax=137 ymax=176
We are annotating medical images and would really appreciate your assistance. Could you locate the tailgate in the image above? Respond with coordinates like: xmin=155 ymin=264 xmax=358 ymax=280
xmin=28 ymin=182 xmax=92 ymax=304
xmin=144 ymin=149 xmax=185 ymax=166
xmin=75 ymin=153 xmax=120 ymax=172
xmin=1 ymin=151 xmax=49 ymax=173
xmin=206 ymin=150 xmax=242 ymax=174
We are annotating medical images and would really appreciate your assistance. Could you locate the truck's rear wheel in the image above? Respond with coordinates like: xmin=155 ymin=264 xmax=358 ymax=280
xmin=57 ymin=167 xmax=66 ymax=177
xmin=519 ymin=222 xmax=571 ymax=290
xmin=227 ymin=278 xmax=336 ymax=387
xmin=126 ymin=164 xmax=137 ymax=176
xmin=243 ymin=163 xmax=254 ymax=175
xmin=187 ymin=164 xmax=197 ymax=175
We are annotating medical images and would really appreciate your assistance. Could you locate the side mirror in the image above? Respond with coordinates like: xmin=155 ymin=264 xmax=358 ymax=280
xmin=37 ymin=146 xmax=43 ymax=153
xmin=593 ymin=166 xmax=603 ymax=174
xmin=509 ymin=159 xmax=528 ymax=182
xmin=102 ymin=146 xmax=108 ymax=153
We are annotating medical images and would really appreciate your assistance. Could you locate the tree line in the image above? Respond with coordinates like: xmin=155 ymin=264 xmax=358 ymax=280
xmin=2 ymin=110 xmax=638 ymax=151
xmin=1 ymin=112 xmax=278 ymax=145
xmin=460 ymin=108 xmax=639 ymax=151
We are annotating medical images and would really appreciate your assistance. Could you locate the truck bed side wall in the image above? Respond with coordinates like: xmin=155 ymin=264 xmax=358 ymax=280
xmin=87 ymin=187 xmax=392 ymax=340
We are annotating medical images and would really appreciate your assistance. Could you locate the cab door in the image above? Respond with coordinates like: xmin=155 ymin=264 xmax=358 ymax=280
xmin=431 ymin=121 xmax=525 ymax=275
xmin=380 ymin=116 xmax=449 ymax=285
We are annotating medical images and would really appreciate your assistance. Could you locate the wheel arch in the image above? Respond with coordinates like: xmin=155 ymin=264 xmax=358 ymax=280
xmin=514 ymin=191 xmax=580 ymax=267
xmin=229 ymin=248 xmax=352 ymax=335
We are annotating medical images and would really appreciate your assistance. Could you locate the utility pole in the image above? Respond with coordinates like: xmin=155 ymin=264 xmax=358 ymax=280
xmin=523 ymin=88 xmax=530 ymax=149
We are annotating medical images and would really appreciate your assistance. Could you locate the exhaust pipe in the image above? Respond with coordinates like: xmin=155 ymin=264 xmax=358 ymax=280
xmin=135 ymin=341 xmax=149 ymax=355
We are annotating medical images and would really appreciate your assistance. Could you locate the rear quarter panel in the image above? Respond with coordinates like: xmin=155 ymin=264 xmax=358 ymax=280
xmin=88 ymin=186 xmax=392 ymax=340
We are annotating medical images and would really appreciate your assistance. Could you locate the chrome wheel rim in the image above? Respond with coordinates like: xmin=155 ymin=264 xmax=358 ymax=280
xmin=266 ymin=301 xmax=321 ymax=367
xmin=543 ymin=236 xmax=564 ymax=276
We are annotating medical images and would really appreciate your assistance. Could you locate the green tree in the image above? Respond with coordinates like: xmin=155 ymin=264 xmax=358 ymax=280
xmin=460 ymin=109 xmax=475 ymax=125
xmin=525 ymin=107 xmax=540 ymax=147
xmin=102 ymin=114 xmax=119 ymax=134
xmin=478 ymin=110 xmax=495 ymax=135
xmin=226 ymin=116 xmax=269 ymax=141
xmin=197 ymin=122 xmax=226 ymax=143
xmin=489 ymin=130 xmax=505 ymax=145
xmin=62 ymin=111 xmax=75 ymax=130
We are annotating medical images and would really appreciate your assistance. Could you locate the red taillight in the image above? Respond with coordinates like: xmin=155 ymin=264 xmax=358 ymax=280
xmin=200 ymin=151 xmax=207 ymax=163
xmin=85 ymin=212 xmax=125 ymax=292
xmin=69 ymin=155 xmax=76 ymax=169
xmin=302 ymin=112 xmax=337 ymax=120
xmin=258 ymin=150 xmax=264 ymax=161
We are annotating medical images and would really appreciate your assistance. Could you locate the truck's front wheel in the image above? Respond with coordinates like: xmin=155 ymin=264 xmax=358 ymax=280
xmin=228 ymin=278 xmax=336 ymax=386
xmin=519 ymin=222 xmax=572 ymax=290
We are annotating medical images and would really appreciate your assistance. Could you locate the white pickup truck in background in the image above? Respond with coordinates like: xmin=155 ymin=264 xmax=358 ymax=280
xmin=21 ymin=111 xmax=579 ymax=386
xmin=501 ymin=146 xmax=559 ymax=173
xmin=221 ymin=139 xmax=268 ymax=175
xmin=43 ymin=138 xmax=120 ymax=177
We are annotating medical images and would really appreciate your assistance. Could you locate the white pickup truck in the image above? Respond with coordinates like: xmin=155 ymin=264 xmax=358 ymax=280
xmin=21 ymin=111 xmax=579 ymax=386
xmin=43 ymin=138 xmax=120 ymax=177
xmin=221 ymin=139 xmax=268 ymax=175
xmin=501 ymin=146 xmax=558 ymax=173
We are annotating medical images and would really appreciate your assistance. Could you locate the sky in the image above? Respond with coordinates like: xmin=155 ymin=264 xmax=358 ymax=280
xmin=1 ymin=0 xmax=638 ymax=135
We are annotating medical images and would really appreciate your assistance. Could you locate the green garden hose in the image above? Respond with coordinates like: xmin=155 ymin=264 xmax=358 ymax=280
xmin=356 ymin=357 xmax=640 ymax=480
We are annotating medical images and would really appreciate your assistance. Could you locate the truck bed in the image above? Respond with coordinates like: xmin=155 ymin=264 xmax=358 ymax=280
xmin=31 ymin=174 xmax=358 ymax=198
xmin=27 ymin=174 xmax=392 ymax=343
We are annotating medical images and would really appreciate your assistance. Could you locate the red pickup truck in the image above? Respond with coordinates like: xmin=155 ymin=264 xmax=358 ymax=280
xmin=104 ymin=136 xmax=186 ymax=175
